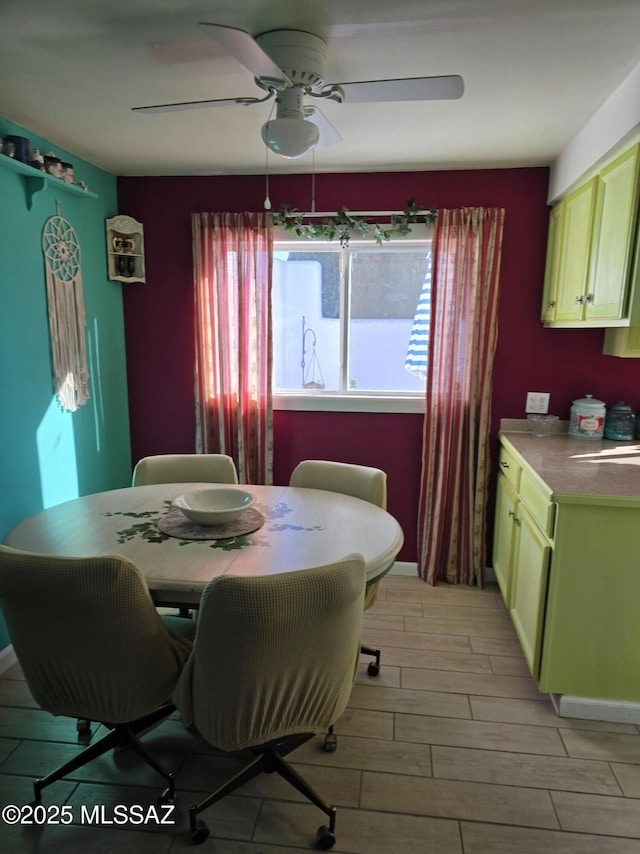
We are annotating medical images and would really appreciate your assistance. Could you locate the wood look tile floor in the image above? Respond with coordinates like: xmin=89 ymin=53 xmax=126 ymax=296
xmin=1 ymin=575 xmax=639 ymax=853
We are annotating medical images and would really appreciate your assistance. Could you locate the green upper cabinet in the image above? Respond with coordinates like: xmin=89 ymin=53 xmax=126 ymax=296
xmin=603 ymin=324 xmax=640 ymax=357
xmin=587 ymin=145 xmax=640 ymax=319
xmin=542 ymin=143 xmax=640 ymax=327
xmin=603 ymin=157 xmax=640 ymax=357
xmin=553 ymin=178 xmax=597 ymax=323
xmin=540 ymin=202 xmax=564 ymax=322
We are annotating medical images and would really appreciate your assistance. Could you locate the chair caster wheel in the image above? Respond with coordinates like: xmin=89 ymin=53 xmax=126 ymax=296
xmin=316 ymin=824 xmax=336 ymax=849
xmin=76 ymin=718 xmax=91 ymax=733
xmin=323 ymin=732 xmax=337 ymax=752
xmin=367 ymin=662 xmax=380 ymax=676
xmin=191 ymin=819 xmax=210 ymax=844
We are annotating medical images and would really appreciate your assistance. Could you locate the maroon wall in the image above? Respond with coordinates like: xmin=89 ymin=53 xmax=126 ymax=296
xmin=117 ymin=168 xmax=640 ymax=563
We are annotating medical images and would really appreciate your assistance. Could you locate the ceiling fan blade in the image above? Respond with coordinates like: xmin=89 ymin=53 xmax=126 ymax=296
xmin=334 ymin=75 xmax=464 ymax=103
xmin=199 ymin=22 xmax=291 ymax=87
xmin=132 ymin=95 xmax=267 ymax=114
xmin=306 ymin=107 xmax=342 ymax=147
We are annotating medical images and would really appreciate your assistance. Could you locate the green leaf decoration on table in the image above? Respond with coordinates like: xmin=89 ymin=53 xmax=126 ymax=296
xmin=112 ymin=519 xmax=171 ymax=545
xmin=103 ymin=501 xmax=318 ymax=550
xmin=104 ymin=507 xmax=262 ymax=550
xmin=104 ymin=510 xmax=160 ymax=519
xmin=202 ymin=533 xmax=254 ymax=551
xmin=272 ymin=199 xmax=437 ymax=247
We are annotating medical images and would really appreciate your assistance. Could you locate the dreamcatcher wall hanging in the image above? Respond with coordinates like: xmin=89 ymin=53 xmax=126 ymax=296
xmin=42 ymin=208 xmax=90 ymax=412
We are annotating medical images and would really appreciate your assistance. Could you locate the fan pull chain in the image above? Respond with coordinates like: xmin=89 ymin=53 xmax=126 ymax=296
xmin=264 ymin=99 xmax=276 ymax=210
xmin=311 ymin=148 xmax=316 ymax=213
xmin=264 ymin=145 xmax=271 ymax=210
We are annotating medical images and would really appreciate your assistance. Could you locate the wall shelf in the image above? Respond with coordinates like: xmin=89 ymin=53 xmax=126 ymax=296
xmin=105 ymin=215 xmax=146 ymax=283
xmin=1 ymin=153 xmax=98 ymax=209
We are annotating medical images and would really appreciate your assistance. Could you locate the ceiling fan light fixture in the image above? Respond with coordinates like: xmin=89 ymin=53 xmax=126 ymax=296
xmin=261 ymin=117 xmax=319 ymax=159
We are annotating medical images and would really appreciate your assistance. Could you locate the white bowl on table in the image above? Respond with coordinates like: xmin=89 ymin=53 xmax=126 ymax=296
xmin=174 ymin=487 xmax=254 ymax=527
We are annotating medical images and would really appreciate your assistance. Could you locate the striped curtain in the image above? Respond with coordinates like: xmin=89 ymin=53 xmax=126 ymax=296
xmin=417 ymin=208 xmax=505 ymax=586
xmin=192 ymin=212 xmax=273 ymax=485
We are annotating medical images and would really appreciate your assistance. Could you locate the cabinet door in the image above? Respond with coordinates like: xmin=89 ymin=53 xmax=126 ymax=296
xmin=540 ymin=202 xmax=564 ymax=322
xmin=553 ymin=178 xmax=597 ymax=322
xmin=539 ymin=502 xmax=640 ymax=701
xmin=603 ymin=325 xmax=640 ymax=357
xmin=492 ymin=475 xmax=518 ymax=607
xmin=587 ymin=145 xmax=640 ymax=320
xmin=509 ymin=504 xmax=551 ymax=679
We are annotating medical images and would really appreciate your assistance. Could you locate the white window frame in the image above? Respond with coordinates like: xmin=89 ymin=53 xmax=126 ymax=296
xmin=272 ymin=225 xmax=431 ymax=414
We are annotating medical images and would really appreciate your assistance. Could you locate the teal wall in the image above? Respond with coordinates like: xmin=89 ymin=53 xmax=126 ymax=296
xmin=0 ymin=118 xmax=132 ymax=650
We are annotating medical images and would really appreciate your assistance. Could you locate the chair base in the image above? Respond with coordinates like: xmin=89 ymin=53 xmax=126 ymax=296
xmin=33 ymin=703 xmax=176 ymax=804
xmin=360 ymin=643 xmax=381 ymax=676
xmin=154 ymin=599 xmax=194 ymax=619
xmin=323 ymin=725 xmax=337 ymax=752
xmin=188 ymin=734 xmax=337 ymax=848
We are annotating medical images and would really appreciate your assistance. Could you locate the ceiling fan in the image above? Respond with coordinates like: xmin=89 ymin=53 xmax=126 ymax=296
xmin=133 ymin=23 xmax=464 ymax=159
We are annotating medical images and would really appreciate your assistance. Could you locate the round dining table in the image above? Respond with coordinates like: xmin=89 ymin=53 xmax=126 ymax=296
xmin=4 ymin=483 xmax=404 ymax=607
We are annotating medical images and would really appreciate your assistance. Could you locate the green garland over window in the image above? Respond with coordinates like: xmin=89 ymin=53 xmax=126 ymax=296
xmin=271 ymin=198 xmax=437 ymax=247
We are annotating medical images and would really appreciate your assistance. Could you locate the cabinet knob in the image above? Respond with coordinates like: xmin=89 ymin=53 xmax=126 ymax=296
xmin=585 ymin=293 xmax=593 ymax=303
xmin=575 ymin=295 xmax=584 ymax=304
xmin=547 ymin=300 xmax=556 ymax=308
xmin=500 ymin=461 xmax=509 ymax=469
xmin=508 ymin=510 xmax=515 ymax=518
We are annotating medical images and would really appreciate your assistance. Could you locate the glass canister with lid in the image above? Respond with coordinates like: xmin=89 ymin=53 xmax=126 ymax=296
xmin=568 ymin=394 xmax=606 ymax=440
xmin=604 ymin=401 xmax=636 ymax=441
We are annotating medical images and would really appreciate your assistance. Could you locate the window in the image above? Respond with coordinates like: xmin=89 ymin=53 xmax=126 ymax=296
xmin=272 ymin=236 xmax=431 ymax=407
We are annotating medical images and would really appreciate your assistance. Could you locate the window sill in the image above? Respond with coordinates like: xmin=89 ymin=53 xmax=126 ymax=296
xmin=273 ymin=394 xmax=425 ymax=414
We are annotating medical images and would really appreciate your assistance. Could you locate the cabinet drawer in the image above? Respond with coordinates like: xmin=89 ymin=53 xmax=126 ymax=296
xmin=519 ymin=467 xmax=555 ymax=538
xmin=498 ymin=446 xmax=521 ymax=490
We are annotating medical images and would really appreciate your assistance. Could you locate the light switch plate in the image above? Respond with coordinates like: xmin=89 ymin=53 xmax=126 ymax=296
xmin=526 ymin=392 xmax=550 ymax=414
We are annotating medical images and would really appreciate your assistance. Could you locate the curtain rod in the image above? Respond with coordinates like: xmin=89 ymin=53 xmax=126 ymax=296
xmin=276 ymin=210 xmax=430 ymax=218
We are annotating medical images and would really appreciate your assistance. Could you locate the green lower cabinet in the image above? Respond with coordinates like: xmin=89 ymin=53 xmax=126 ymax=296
xmin=509 ymin=503 xmax=551 ymax=679
xmin=492 ymin=475 xmax=518 ymax=607
xmin=538 ymin=501 xmax=640 ymax=701
xmin=494 ymin=435 xmax=640 ymax=704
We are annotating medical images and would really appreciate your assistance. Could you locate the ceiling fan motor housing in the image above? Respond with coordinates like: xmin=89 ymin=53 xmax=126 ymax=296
xmin=274 ymin=86 xmax=307 ymax=119
xmin=255 ymin=30 xmax=327 ymax=90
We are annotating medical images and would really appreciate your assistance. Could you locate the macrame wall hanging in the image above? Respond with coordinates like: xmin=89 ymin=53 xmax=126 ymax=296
xmin=42 ymin=207 xmax=90 ymax=412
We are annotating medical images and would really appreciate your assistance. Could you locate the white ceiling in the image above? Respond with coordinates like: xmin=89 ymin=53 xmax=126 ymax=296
xmin=2 ymin=0 xmax=640 ymax=177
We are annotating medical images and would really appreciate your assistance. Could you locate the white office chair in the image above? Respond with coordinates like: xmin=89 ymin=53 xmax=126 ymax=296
xmin=132 ymin=452 xmax=240 ymax=617
xmin=173 ymin=555 xmax=365 ymax=849
xmin=289 ymin=459 xmax=387 ymax=509
xmin=132 ymin=453 xmax=238 ymax=487
xmin=289 ymin=459 xmax=388 ymax=676
xmin=0 ymin=545 xmax=194 ymax=805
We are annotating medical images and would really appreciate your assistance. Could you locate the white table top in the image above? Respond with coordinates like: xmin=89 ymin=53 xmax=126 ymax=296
xmin=4 ymin=483 xmax=404 ymax=605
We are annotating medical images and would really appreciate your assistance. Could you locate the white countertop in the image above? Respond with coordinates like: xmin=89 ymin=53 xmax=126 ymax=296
xmin=499 ymin=426 xmax=640 ymax=502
